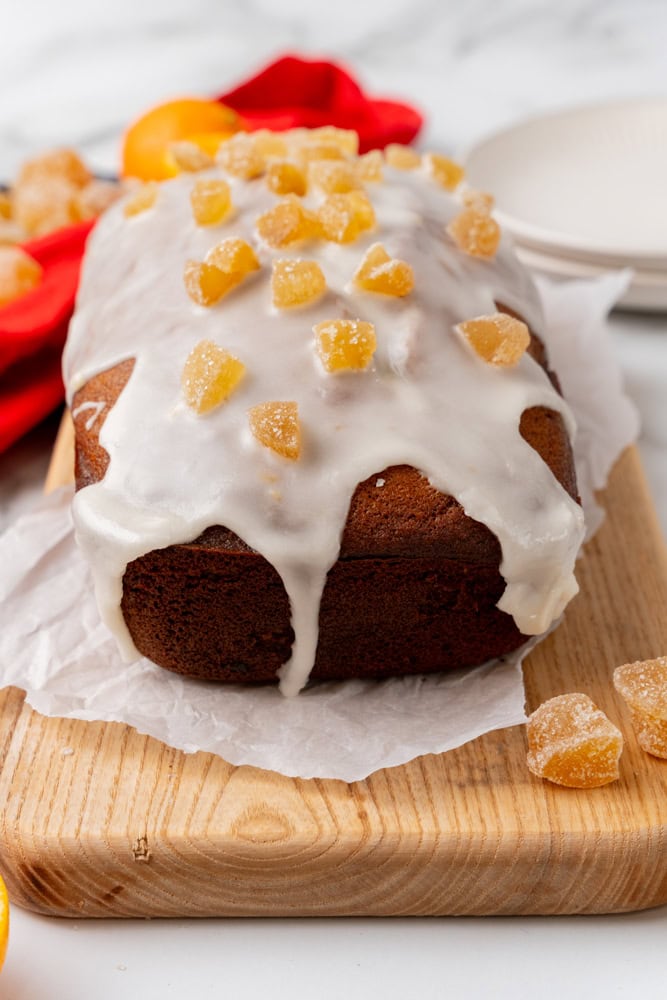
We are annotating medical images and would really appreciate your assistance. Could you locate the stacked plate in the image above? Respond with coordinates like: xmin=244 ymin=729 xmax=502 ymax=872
xmin=464 ymin=98 xmax=667 ymax=311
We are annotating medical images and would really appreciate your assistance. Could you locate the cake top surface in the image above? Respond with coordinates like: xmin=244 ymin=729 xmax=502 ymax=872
xmin=64 ymin=128 xmax=585 ymax=695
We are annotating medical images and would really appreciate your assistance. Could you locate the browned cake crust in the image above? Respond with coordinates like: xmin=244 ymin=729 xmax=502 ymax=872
xmin=72 ymin=328 xmax=578 ymax=684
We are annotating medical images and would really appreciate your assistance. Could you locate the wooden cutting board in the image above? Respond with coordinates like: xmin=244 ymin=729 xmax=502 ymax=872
xmin=0 ymin=417 xmax=666 ymax=918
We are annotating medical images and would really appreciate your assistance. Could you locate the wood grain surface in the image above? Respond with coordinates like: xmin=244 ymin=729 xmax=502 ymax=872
xmin=0 ymin=416 xmax=665 ymax=917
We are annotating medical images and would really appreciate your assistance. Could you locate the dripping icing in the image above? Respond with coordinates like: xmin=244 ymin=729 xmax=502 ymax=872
xmin=64 ymin=156 xmax=585 ymax=696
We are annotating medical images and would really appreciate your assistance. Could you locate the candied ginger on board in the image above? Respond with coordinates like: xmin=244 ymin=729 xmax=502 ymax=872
xmin=385 ymin=144 xmax=421 ymax=170
xmin=256 ymin=195 xmax=319 ymax=248
xmin=353 ymin=243 xmax=414 ymax=297
xmin=182 ymin=340 xmax=246 ymax=414
xmin=0 ymin=246 xmax=43 ymax=306
xmin=266 ymin=161 xmax=307 ymax=197
xmin=423 ymin=152 xmax=464 ymax=191
xmin=272 ymin=259 xmax=326 ymax=309
xmin=613 ymin=657 xmax=667 ymax=759
xmin=249 ymin=401 xmax=301 ymax=460
xmin=123 ymin=183 xmax=158 ymax=217
xmin=190 ymin=178 xmax=233 ymax=226
xmin=314 ymin=319 xmax=377 ymax=373
xmin=318 ymin=191 xmax=375 ymax=244
xmin=526 ymin=693 xmax=623 ymax=788
xmin=457 ymin=313 xmax=530 ymax=367
xmin=447 ymin=207 xmax=501 ymax=258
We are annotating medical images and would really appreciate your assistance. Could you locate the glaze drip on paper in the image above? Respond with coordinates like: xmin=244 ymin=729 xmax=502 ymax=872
xmin=64 ymin=155 xmax=585 ymax=696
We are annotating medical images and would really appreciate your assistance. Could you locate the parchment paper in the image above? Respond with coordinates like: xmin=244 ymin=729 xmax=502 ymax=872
xmin=0 ymin=271 xmax=638 ymax=781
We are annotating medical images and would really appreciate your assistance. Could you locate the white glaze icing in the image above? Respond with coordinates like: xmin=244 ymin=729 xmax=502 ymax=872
xmin=71 ymin=400 xmax=106 ymax=432
xmin=64 ymin=140 xmax=585 ymax=696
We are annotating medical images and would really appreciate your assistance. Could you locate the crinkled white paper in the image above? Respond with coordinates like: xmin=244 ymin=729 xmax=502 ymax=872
xmin=0 ymin=272 xmax=638 ymax=781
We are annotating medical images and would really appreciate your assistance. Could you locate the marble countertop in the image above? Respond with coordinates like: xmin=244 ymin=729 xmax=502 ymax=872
xmin=1 ymin=1 xmax=666 ymax=997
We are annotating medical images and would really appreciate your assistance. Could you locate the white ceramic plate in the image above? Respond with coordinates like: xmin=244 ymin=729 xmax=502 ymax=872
xmin=464 ymin=98 xmax=667 ymax=267
xmin=515 ymin=245 xmax=667 ymax=312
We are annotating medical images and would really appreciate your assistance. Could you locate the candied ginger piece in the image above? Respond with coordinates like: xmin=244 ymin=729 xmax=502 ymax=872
xmin=182 ymin=340 xmax=245 ymax=414
xmin=17 ymin=148 xmax=91 ymax=189
xmin=0 ymin=246 xmax=43 ymax=306
xmin=166 ymin=141 xmax=214 ymax=173
xmin=266 ymin=161 xmax=307 ymax=197
xmin=217 ymin=134 xmax=265 ymax=179
xmin=462 ymin=188 xmax=495 ymax=212
xmin=318 ymin=191 xmax=375 ymax=243
xmin=123 ymin=182 xmax=158 ymax=217
xmin=353 ymin=242 xmax=414 ymax=297
xmin=423 ymin=152 xmax=464 ymax=191
xmin=356 ymin=150 xmax=383 ymax=183
xmin=257 ymin=195 xmax=319 ymax=247
xmin=252 ymin=130 xmax=289 ymax=158
xmin=308 ymin=160 xmax=360 ymax=194
xmin=613 ymin=657 xmax=667 ymax=759
xmin=447 ymin=207 xmax=501 ymax=258
xmin=190 ymin=178 xmax=232 ymax=226
xmin=457 ymin=313 xmax=529 ymax=367
xmin=308 ymin=126 xmax=359 ymax=156
xmin=272 ymin=259 xmax=326 ymax=309
xmin=249 ymin=401 xmax=301 ymax=460
xmin=184 ymin=260 xmax=234 ymax=306
xmin=13 ymin=176 xmax=80 ymax=235
xmin=385 ymin=144 xmax=421 ymax=170
xmin=298 ymin=142 xmax=346 ymax=166
xmin=314 ymin=319 xmax=377 ymax=373
xmin=527 ymin=693 xmax=623 ymax=788
xmin=206 ymin=237 xmax=260 ymax=277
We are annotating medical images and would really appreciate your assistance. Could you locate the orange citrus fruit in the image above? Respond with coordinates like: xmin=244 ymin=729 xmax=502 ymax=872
xmin=0 ymin=875 xmax=8 ymax=971
xmin=121 ymin=99 xmax=242 ymax=181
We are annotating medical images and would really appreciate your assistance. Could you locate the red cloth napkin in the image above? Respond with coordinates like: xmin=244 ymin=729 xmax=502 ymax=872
xmin=218 ymin=55 xmax=423 ymax=153
xmin=0 ymin=56 xmax=422 ymax=454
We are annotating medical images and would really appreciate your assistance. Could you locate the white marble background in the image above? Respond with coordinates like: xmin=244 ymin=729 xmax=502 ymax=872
xmin=1 ymin=3 xmax=667 ymax=998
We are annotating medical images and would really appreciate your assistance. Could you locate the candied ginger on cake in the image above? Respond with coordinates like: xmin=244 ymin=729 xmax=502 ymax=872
xmin=423 ymin=152 xmax=464 ymax=191
xmin=206 ymin=238 xmax=260 ymax=277
xmin=447 ymin=207 xmax=501 ymax=259
xmin=256 ymin=195 xmax=320 ymax=248
xmin=308 ymin=160 xmax=360 ymax=195
xmin=318 ymin=191 xmax=375 ymax=244
xmin=190 ymin=178 xmax=233 ymax=226
xmin=217 ymin=133 xmax=265 ymax=179
xmin=613 ymin=657 xmax=667 ymax=759
xmin=457 ymin=313 xmax=530 ymax=367
xmin=249 ymin=401 xmax=301 ymax=460
xmin=461 ymin=188 xmax=495 ymax=212
xmin=385 ymin=144 xmax=421 ymax=170
xmin=123 ymin=182 xmax=158 ymax=217
xmin=0 ymin=246 xmax=43 ymax=306
xmin=266 ymin=161 xmax=307 ymax=197
xmin=314 ymin=319 xmax=377 ymax=373
xmin=353 ymin=243 xmax=414 ymax=297
xmin=526 ymin=693 xmax=623 ymax=788
xmin=182 ymin=340 xmax=246 ymax=414
xmin=166 ymin=141 xmax=214 ymax=174
xmin=272 ymin=259 xmax=326 ymax=309
xmin=356 ymin=150 xmax=384 ymax=183
xmin=307 ymin=126 xmax=359 ymax=156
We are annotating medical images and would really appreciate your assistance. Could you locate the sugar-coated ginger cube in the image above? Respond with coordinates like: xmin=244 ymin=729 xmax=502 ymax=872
xmin=256 ymin=195 xmax=319 ymax=247
xmin=123 ymin=183 xmax=158 ymax=217
xmin=272 ymin=259 xmax=326 ymax=308
xmin=314 ymin=319 xmax=377 ymax=373
xmin=251 ymin=130 xmax=289 ymax=158
xmin=356 ymin=150 xmax=384 ymax=183
xmin=385 ymin=144 xmax=421 ymax=170
xmin=217 ymin=134 xmax=265 ymax=179
xmin=308 ymin=160 xmax=360 ymax=194
xmin=266 ymin=161 xmax=307 ymax=197
xmin=184 ymin=260 xmax=236 ymax=306
xmin=17 ymin=148 xmax=91 ymax=189
xmin=447 ymin=207 xmax=501 ymax=258
xmin=0 ymin=246 xmax=43 ymax=306
xmin=298 ymin=142 xmax=346 ymax=166
xmin=13 ymin=177 xmax=80 ymax=235
xmin=353 ymin=243 xmax=414 ymax=297
xmin=613 ymin=657 xmax=667 ymax=759
xmin=461 ymin=188 xmax=495 ymax=212
xmin=457 ymin=313 xmax=529 ymax=367
xmin=190 ymin=178 xmax=233 ymax=226
xmin=318 ymin=191 xmax=375 ymax=243
xmin=249 ymin=401 xmax=301 ymax=460
xmin=182 ymin=340 xmax=245 ymax=414
xmin=423 ymin=152 xmax=464 ymax=191
xmin=166 ymin=141 xmax=214 ymax=173
xmin=308 ymin=127 xmax=359 ymax=156
xmin=526 ymin=693 xmax=623 ymax=788
xmin=206 ymin=237 xmax=260 ymax=277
